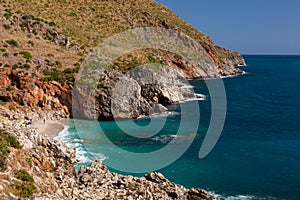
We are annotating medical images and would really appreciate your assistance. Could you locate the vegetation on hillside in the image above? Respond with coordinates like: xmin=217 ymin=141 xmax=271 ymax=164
xmin=0 ymin=0 xmax=241 ymax=81
xmin=0 ymin=129 xmax=21 ymax=171
xmin=8 ymin=169 xmax=36 ymax=198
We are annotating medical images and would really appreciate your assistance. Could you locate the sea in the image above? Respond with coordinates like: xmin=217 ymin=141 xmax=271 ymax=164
xmin=56 ymin=55 xmax=300 ymax=200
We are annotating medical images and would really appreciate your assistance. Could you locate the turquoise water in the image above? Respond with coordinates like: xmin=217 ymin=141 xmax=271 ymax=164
xmin=57 ymin=55 xmax=300 ymax=199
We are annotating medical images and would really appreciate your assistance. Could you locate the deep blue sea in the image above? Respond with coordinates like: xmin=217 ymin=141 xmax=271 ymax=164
xmin=57 ymin=55 xmax=300 ymax=200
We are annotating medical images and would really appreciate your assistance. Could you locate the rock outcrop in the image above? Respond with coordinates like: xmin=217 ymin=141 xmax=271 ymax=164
xmin=0 ymin=107 xmax=214 ymax=200
xmin=73 ymin=65 xmax=200 ymax=120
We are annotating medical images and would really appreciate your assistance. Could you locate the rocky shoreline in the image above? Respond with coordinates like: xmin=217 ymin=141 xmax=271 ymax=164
xmin=0 ymin=107 xmax=214 ymax=200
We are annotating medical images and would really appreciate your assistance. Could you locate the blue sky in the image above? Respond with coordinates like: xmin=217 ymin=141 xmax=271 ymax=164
xmin=156 ymin=0 xmax=300 ymax=55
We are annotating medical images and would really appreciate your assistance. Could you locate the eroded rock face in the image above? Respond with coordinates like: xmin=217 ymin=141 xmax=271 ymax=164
xmin=0 ymin=67 xmax=71 ymax=117
xmin=0 ymin=108 xmax=214 ymax=200
xmin=73 ymin=65 xmax=197 ymax=120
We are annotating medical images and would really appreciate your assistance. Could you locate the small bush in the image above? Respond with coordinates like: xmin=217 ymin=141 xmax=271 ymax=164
xmin=9 ymin=181 xmax=36 ymax=198
xmin=6 ymin=86 xmax=14 ymax=92
xmin=13 ymin=64 xmax=19 ymax=69
xmin=43 ymin=69 xmax=51 ymax=76
xmin=4 ymin=64 xmax=10 ymax=68
xmin=0 ymin=48 xmax=6 ymax=52
xmin=6 ymin=39 xmax=18 ymax=47
xmin=13 ymin=52 xmax=19 ymax=56
xmin=2 ymin=53 xmax=9 ymax=57
xmin=48 ymin=21 xmax=56 ymax=26
xmin=9 ymin=105 xmax=16 ymax=111
xmin=4 ymin=12 xmax=12 ymax=20
xmin=15 ymin=170 xmax=34 ymax=183
xmin=0 ymin=130 xmax=21 ymax=171
xmin=26 ymin=158 xmax=33 ymax=167
xmin=28 ymin=40 xmax=34 ymax=46
xmin=55 ymin=60 xmax=62 ymax=67
xmin=66 ymin=75 xmax=75 ymax=82
xmin=11 ymin=81 xmax=17 ymax=86
xmin=23 ymin=64 xmax=31 ymax=70
xmin=174 ymin=54 xmax=183 ymax=60
xmin=148 ymin=55 xmax=157 ymax=63
xmin=19 ymin=51 xmax=32 ymax=59
xmin=3 ymin=24 xmax=11 ymax=30
xmin=69 ymin=12 xmax=77 ymax=17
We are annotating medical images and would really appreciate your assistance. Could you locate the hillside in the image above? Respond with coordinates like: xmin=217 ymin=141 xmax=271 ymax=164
xmin=0 ymin=0 xmax=245 ymax=117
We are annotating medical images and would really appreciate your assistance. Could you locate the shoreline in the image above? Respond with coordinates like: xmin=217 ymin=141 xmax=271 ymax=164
xmin=32 ymin=119 xmax=66 ymax=138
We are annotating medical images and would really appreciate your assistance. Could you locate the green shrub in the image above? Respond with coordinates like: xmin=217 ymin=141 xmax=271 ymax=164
xmin=0 ymin=100 xmax=5 ymax=106
xmin=66 ymin=75 xmax=75 ymax=82
xmin=13 ymin=52 xmax=19 ymax=56
xmin=11 ymin=81 xmax=17 ymax=86
xmin=2 ymin=53 xmax=9 ymax=57
xmin=4 ymin=64 xmax=10 ymax=68
xmin=174 ymin=54 xmax=183 ymax=60
xmin=6 ymin=39 xmax=18 ymax=47
xmin=9 ymin=181 xmax=36 ymax=198
xmin=69 ymin=12 xmax=77 ymax=17
xmin=26 ymin=158 xmax=33 ymax=167
xmin=6 ymin=86 xmax=14 ymax=92
xmin=19 ymin=51 xmax=32 ymax=59
xmin=62 ymin=68 xmax=72 ymax=74
xmin=43 ymin=69 xmax=51 ymax=76
xmin=3 ymin=24 xmax=11 ymax=30
xmin=4 ymin=12 xmax=12 ymax=20
xmin=9 ymin=105 xmax=16 ymax=111
xmin=0 ymin=130 xmax=21 ymax=171
xmin=23 ymin=64 xmax=31 ymax=70
xmin=28 ymin=40 xmax=34 ymax=46
xmin=15 ymin=170 xmax=34 ymax=183
xmin=48 ymin=21 xmax=56 ymax=26
xmin=40 ymin=77 xmax=50 ymax=82
xmin=55 ymin=60 xmax=62 ymax=67
xmin=148 ymin=55 xmax=157 ymax=63
xmin=0 ymin=48 xmax=6 ymax=52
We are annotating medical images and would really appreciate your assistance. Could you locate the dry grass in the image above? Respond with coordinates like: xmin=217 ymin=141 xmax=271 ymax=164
xmin=0 ymin=0 xmax=238 ymax=79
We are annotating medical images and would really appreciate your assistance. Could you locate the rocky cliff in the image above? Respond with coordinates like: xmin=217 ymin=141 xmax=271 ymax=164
xmin=0 ymin=107 xmax=214 ymax=199
xmin=0 ymin=0 xmax=245 ymax=119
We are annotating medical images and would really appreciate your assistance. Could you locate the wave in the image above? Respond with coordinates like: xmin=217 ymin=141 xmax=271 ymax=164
xmin=179 ymin=93 xmax=207 ymax=103
xmin=180 ymin=84 xmax=195 ymax=89
xmin=150 ymin=133 xmax=197 ymax=144
xmin=76 ymin=147 xmax=108 ymax=164
xmin=137 ymin=111 xmax=180 ymax=119
xmin=150 ymin=134 xmax=178 ymax=144
xmin=55 ymin=123 xmax=107 ymax=164
xmin=220 ymin=71 xmax=248 ymax=79
xmin=209 ymin=191 xmax=280 ymax=200
xmin=54 ymin=124 xmax=70 ymax=143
